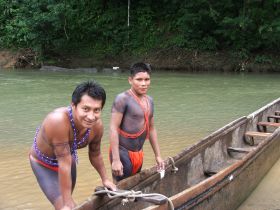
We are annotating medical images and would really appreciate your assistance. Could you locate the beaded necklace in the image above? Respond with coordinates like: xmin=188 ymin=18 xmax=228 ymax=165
xmin=33 ymin=106 xmax=91 ymax=166
xmin=68 ymin=106 xmax=91 ymax=163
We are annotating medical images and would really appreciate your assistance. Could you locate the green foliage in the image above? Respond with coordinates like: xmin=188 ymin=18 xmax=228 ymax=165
xmin=0 ymin=0 xmax=279 ymax=58
xmin=254 ymin=55 xmax=272 ymax=64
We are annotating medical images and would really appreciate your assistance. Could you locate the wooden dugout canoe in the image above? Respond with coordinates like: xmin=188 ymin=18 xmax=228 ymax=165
xmin=75 ymin=98 xmax=280 ymax=210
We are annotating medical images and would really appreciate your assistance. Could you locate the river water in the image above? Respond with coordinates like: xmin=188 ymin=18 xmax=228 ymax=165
xmin=0 ymin=69 xmax=279 ymax=210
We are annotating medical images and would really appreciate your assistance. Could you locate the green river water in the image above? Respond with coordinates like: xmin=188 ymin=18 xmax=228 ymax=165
xmin=0 ymin=69 xmax=279 ymax=210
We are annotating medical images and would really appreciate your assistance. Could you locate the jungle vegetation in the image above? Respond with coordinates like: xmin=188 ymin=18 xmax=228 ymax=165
xmin=0 ymin=0 xmax=279 ymax=62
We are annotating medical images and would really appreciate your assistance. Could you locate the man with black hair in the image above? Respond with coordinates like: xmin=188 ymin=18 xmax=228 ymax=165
xmin=110 ymin=62 xmax=165 ymax=181
xmin=29 ymin=81 xmax=116 ymax=210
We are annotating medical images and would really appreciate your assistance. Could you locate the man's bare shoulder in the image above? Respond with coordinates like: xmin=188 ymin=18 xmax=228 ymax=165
xmin=146 ymin=94 xmax=153 ymax=101
xmin=45 ymin=107 xmax=68 ymax=122
xmin=112 ymin=92 xmax=129 ymax=114
xmin=115 ymin=91 xmax=129 ymax=101
xmin=42 ymin=107 xmax=69 ymax=132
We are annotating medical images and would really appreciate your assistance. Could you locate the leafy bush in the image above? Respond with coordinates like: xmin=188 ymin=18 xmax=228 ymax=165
xmin=0 ymin=0 xmax=279 ymax=58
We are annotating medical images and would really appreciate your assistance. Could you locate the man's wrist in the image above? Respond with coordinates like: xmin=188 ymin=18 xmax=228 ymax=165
xmin=112 ymin=156 xmax=121 ymax=162
xmin=102 ymin=177 xmax=110 ymax=183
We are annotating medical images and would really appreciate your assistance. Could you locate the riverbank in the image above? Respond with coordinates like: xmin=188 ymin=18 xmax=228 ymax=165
xmin=1 ymin=48 xmax=279 ymax=72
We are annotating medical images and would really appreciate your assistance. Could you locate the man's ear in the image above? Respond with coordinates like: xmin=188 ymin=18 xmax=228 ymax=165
xmin=71 ymin=102 xmax=75 ymax=109
xmin=128 ymin=76 xmax=132 ymax=85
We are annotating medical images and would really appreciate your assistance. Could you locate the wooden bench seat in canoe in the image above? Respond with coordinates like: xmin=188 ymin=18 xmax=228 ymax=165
xmin=204 ymin=160 xmax=236 ymax=177
xmin=227 ymin=147 xmax=254 ymax=160
xmin=267 ymin=115 xmax=280 ymax=123
xmin=257 ymin=121 xmax=280 ymax=132
xmin=244 ymin=131 xmax=272 ymax=146
xmin=227 ymin=147 xmax=253 ymax=153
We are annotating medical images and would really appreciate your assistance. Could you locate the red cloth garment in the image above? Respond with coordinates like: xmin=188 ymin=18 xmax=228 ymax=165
xmin=29 ymin=154 xmax=58 ymax=172
xmin=128 ymin=150 xmax=144 ymax=175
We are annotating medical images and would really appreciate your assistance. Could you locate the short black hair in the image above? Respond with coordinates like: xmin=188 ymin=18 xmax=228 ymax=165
xmin=130 ymin=62 xmax=151 ymax=77
xmin=72 ymin=81 xmax=106 ymax=108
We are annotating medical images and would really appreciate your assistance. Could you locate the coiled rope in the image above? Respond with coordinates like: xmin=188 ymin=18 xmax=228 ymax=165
xmin=94 ymin=187 xmax=174 ymax=210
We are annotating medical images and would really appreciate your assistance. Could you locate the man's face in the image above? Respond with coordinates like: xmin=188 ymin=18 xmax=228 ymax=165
xmin=72 ymin=94 xmax=103 ymax=129
xmin=129 ymin=71 xmax=151 ymax=96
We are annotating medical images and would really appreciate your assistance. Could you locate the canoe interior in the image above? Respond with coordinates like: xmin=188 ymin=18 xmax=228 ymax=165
xmin=75 ymin=98 xmax=280 ymax=210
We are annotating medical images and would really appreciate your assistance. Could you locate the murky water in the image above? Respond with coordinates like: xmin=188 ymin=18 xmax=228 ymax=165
xmin=0 ymin=69 xmax=279 ymax=210
xmin=237 ymin=158 xmax=280 ymax=210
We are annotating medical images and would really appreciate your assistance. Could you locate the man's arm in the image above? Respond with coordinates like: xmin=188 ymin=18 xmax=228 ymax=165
xmin=54 ymin=143 xmax=76 ymax=208
xmin=149 ymin=117 xmax=165 ymax=170
xmin=46 ymin=112 xmax=76 ymax=209
xmin=89 ymin=125 xmax=116 ymax=190
xmin=109 ymin=112 xmax=124 ymax=177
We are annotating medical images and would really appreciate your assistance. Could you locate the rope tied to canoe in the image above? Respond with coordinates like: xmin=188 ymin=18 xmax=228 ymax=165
xmin=94 ymin=187 xmax=174 ymax=210
xmin=168 ymin=156 xmax=178 ymax=173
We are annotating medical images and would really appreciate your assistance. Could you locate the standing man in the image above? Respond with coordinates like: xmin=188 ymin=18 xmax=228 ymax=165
xmin=110 ymin=62 xmax=165 ymax=181
xmin=29 ymin=81 xmax=116 ymax=210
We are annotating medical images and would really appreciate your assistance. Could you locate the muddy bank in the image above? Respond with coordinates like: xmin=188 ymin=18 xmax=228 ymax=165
xmin=0 ymin=49 xmax=39 ymax=69
xmin=0 ymin=50 xmax=20 ymax=69
xmin=1 ymin=48 xmax=279 ymax=72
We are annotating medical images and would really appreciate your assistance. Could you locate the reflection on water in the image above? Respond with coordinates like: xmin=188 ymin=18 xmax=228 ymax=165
xmin=0 ymin=70 xmax=279 ymax=210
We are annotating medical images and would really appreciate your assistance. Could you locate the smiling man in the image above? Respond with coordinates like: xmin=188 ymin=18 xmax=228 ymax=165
xmin=29 ymin=81 xmax=115 ymax=210
xmin=109 ymin=62 xmax=165 ymax=182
